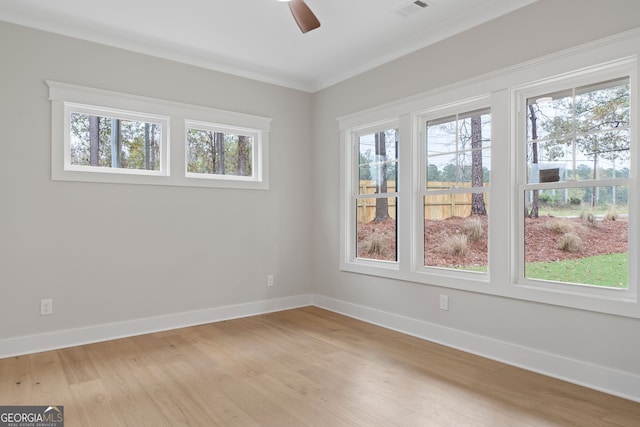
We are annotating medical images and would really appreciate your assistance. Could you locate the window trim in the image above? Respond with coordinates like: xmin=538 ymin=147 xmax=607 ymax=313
xmin=339 ymin=29 xmax=640 ymax=318
xmin=63 ymin=103 xmax=169 ymax=176
xmin=184 ymin=120 xmax=263 ymax=183
xmin=342 ymin=119 xmax=401 ymax=269
xmin=416 ymin=98 xmax=492 ymax=275
xmin=512 ymin=62 xmax=637 ymax=303
xmin=48 ymin=81 xmax=271 ymax=189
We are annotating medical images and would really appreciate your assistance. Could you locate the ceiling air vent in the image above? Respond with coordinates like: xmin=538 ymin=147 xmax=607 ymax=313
xmin=394 ymin=1 xmax=430 ymax=18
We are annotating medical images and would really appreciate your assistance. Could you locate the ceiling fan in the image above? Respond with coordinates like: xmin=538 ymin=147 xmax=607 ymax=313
xmin=278 ymin=0 xmax=321 ymax=34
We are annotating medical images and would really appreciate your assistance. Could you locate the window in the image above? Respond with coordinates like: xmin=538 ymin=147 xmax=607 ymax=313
xmin=518 ymin=75 xmax=631 ymax=290
xmin=340 ymin=31 xmax=639 ymax=318
xmin=340 ymin=121 xmax=400 ymax=268
xmin=186 ymin=121 xmax=261 ymax=183
xmin=355 ymin=126 xmax=399 ymax=262
xmin=49 ymin=81 xmax=271 ymax=189
xmin=67 ymin=104 xmax=167 ymax=175
xmin=421 ymin=106 xmax=491 ymax=272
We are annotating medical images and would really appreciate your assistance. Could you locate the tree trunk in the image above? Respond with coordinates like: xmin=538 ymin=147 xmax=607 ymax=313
xmin=89 ymin=115 xmax=100 ymax=166
xmin=237 ymin=135 xmax=249 ymax=176
xmin=208 ymin=132 xmax=216 ymax=173
xmin=150 ymin=124 xmax=156 ymax=169
xmin=470 ymin=115 xmax=487 ymax=215
xmin=144 ymin=123 xmax=150 ymax=170
xmin=215 ymin=132 xmax=225 ymax=175
xmin=110 ymin=118 xmax=120 ymax=168
xmin=374 ymin=131 xmax=390 ymax=222
xmin=527 ymin=104 xmax=539 ymax=218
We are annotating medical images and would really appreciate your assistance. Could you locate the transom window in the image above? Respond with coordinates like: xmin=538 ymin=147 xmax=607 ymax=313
xmin=67 ymin=104 xmax=166 ymax=175
xmin=186 ymin=121 xmax=259 ymax=182
xmin=49 ymin=81 xmax=271 ymax=189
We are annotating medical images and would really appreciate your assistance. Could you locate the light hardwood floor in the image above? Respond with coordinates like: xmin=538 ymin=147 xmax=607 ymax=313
xmin=1 ymin=306 xmax=639 ymax=426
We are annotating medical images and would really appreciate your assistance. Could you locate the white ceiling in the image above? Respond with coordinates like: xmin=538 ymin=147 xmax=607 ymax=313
xmin=0 ymin=0 xmax=537 ymax=92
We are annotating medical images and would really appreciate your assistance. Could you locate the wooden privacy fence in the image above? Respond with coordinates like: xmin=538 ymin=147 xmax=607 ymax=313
xmin=357 ymin=181 xmax=489 ymax=223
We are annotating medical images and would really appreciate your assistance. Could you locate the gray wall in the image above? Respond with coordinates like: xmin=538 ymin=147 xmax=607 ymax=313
xmin=0 ymin=21 xmax=313 ymax=339
xmin=311 ymin=0 xmax=640 ymax=375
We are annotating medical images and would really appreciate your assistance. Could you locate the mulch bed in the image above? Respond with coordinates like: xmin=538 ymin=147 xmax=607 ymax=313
xmin=357 ymin=215 xmax=627 ymax=266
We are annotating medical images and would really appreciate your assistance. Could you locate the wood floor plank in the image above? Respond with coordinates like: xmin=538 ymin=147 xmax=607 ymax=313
xmin=68 ymin=379 xmax=128 ymax=427
xmin=0 ymin=355 xmax=34 ymax=404
xmin=128 ymin=357 xmax=216 ymax=426
xmin=27 ymin=351 xmax=82 ymax=424
xmin=57 ymin=345 xmax=99 ymax=385
xmin=162 ymin=360 xmax=261 ymax=427
xmin=81 ymin=340 xmax=174 ymax=427
xmin=1 ymin=307 xmax=638 ymax=426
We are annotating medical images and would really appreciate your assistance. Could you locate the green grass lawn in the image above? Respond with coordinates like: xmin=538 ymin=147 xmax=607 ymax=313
xmin=538 ymin=205 xmax=628 ymax=218
xmin=526 ymin=252 xmax=628 ymax=288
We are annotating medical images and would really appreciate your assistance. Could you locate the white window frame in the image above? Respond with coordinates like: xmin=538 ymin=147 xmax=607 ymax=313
xmin=512 ymin=62 xmax=637 ymax=303
xmin=184 ymin=120 xmax=263 ymax=183
xmin=417 ymin=99 xmax=491 ymax=276
xmin=49 ymin=81 xmax=271 ymax=189
xmin=339 ymin=30 xmax=640 ymax=318
xmin=63 ymin=103 xmax=169 ymax=177
xmin=343 ymin=120 xmax=401 ymax=270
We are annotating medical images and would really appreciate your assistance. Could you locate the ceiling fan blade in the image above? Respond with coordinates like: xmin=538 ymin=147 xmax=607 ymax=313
xmin=288 ymin=0 xmax=321 ymax=34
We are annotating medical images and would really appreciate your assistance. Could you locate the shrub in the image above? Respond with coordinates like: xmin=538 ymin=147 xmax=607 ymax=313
xmin=538 ymin=193 xmax=552 ymax=204
xmin=584 ymin=212 xmax=598 ymax=228
xmin=364 ymin=232 xmax=385 ymax=255
xmin=569 ymin=196 xmax=581 ymax=205
xmin=463 ymin=216 xmax=485 ymax=241
xmin=440 ymin=234 xmax=468 ymax=256
xmin=605 ymin=210 xmax=618 ymax=221
xmin=545 ymin=218 xmax=574 ymax=234
xmin=557 ymin=232 xmax=583 ymax=253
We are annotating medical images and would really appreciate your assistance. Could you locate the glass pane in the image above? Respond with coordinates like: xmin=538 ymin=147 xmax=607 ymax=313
xmin=526 ymin=78 xmax=631 ymax=184
xmin=527 ymin=89 xmax=573 ymax=141
xmin=69 ymin=113 xmax=161 ymax=170
xmin=523 ymin=186 xmax=628 ymax=288
xmin=458 ymin=109 xmax=491 ymax=150
xmin=356 ymin=197 xmax=397 ymax=261
xmin=527 ymin=139 xmax=571 ymax=184
xmin=427 ymin=115 xmax=457 ymax=155
xmin=576 ymin=78 xmax=630 ymax=133
xmin=358 ymin=129 xmax=398 ymax=195
xmin=424 ymin=195 xmax=488 ymax=271
xmin=575 ymin=129 xmax=630 ymax=177
xmin=427 ymin=153 xmax=456 ymax=189
xmin=427 ymin=108 xmax=491 ymax=189
xmin=187 ymin=129 xmax=254 ymax=177
xmin=457 ymin=148 xmax=490 ymax=188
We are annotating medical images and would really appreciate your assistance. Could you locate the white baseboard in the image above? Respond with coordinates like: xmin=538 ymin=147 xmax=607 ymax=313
xmin=0 ymin=294 xmax=313 ymax=359
xmin=312 ymin=294 xmax=640 ymax=403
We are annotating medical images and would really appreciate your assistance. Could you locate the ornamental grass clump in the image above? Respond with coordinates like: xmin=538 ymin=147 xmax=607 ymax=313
xmin=463 ymin=216 xmax=485 ymax=241
xmin=584 ymin=212 xmax=598 ymax=228
xmin=545 ymin=218 xmax=574 ymax=234
xmin=557 ymin=232 xmax=583 ymax=253
xmin=440 ymin=234 xmax=468 ymax=256
xmin=363 ymin=231 xmax=386 ymax=255
xmin=605 ymin=210 xmax=618 ymax=221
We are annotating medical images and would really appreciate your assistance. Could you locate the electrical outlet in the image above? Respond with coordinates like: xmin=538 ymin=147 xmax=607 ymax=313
xmin=40 ymin=299 xmax=53 ymax=316
xmin=439 ymin=295 xmax=449 ymax=311
xmin=267 ymin=275 xmax=274 ymax=287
